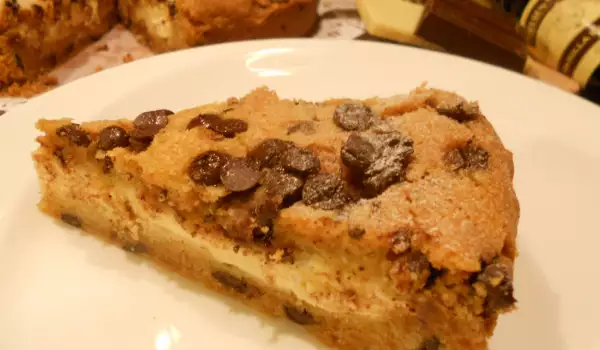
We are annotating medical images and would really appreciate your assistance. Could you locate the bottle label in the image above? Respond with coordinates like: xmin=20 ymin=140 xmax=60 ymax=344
xmin=521 ymin=0 xmax=600 ymax=86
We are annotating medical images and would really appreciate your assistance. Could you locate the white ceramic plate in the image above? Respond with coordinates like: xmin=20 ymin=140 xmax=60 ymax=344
xmin=1 ymin=39 xmax=599 ymax=350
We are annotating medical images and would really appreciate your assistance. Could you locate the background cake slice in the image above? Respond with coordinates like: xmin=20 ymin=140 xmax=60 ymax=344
xmin=1 ymin=0 xmax=318 ymax=95
xmin=117 ymin=0 xmax=318 ymax=52
xmin=33 ymin=86 xmax=519 ymax=350
xmin=0 ymin=0 xmax=117 ymax=95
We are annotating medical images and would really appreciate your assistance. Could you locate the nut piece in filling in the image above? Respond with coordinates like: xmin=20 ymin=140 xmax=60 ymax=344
xmin=33 ymin=87 xmax=519 ymax=350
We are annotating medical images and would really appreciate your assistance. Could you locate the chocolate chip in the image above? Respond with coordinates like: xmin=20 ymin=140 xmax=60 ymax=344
xmin=303 ymin=174 xmax=341 ymax=203
xmin=129 ymin=137 xmax=152 ymax=152
xmin=408 ymin=252 xmax=431 ymax=274
xmin=218 ymin=119 xmax=248 ymax=137
xmin=61 ymin=213 xmax=81 ymax=227
xmin=364 ymin=133 xmax=413 ymax=194
xmin=0 ymin=110 xmax=5 ymax=116
xmin=280 ymin=248 xmax=295 ymax=264
xmin=103 ymin=156 xmax=113 ymax=173
xmin=47 ymin=54 xmax=57 ymax=66
xmin=220 ymin=158 xmax=260 ymax=192
xmin=216 ymin=189 xmax=272 ymax=241
xmin=132 ymin=109 xmax=172 ymax=138
xmin=56 ymin=124 xmax=91 ymax=147
xmin=32 ymin=3 xmax=44 ymax=17
xmin=477 ymin=259 xmax=516 ymax=314
xmin=187 ymin=113 xmax=247 ymax=138
xmin=348 ymin=228 xmax=365 ymax=240
xmin=445 ymin=143 xmax=489 ymax=170
xmin=407 ymin=252 xmax=432 ymax=290
xmin=341 ymin=133 xmax=377 ymax=172
xmin=14 ymin=54 xmax=24 ymax=70
xmin=260 ymin=169 xmax=304 ymax=198
xmin=253 ymin=219 xmax=276 ymax=241
xmin=249 ymin=139 xmax=293 ymax=168
xmin=253 ymin=193 xmax=280 ymax=226
xmin=333 ymin=103 xmax=374 ymax=131
xmin=283 ymin=305 xmax=316 ymax=325
xmin=187 ymin=113 xmax=220 ymax=130
xmin=281 ymin=147 xmax=320 ymax=174
xmin=444 ymin=148 xmax=466 ymax=171
xmin=53 ymin=149 xmax=66 ymax=166
xmin=342 ymin=131 xmax=413 ymax=195
xmin=157 ymin=189 xmax=168 ymax=202
xmin=98 ymin=126 xmax=130 ymax=151
xmin=425 ymin=267 xmax=443 ymax=290
xmin=421 ymin=337 xmax=441 ymax=350
xmin=287 ymin=121 xmax=316 ymax=135
xmin=6 ymin=0 xmax=19 ymax=14
xmin=168 ymin=3 xmax=177 ymax=16
xmin=427 ymin=93 xmax=479 ymax=122
xmin=302 ymin=173 xmax=350 ymax=210
xmin=462 ymin=145 xmax=489 ymax=169
xmin=123 ymin=242 xmax=147 ymax=254
xmin=212 ymin=270 xmax=247 ymax=293
xmin=252 ymin=198 xmax=279 ymax=245
xmin=188 ymin=151 xmax=231 ymax=186
xmin=65 ymin=43 xmax=74 ymax=54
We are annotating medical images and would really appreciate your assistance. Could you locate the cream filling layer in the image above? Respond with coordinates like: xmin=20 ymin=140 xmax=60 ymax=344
xmin=125 ymin=191 xmax=393 ymax=317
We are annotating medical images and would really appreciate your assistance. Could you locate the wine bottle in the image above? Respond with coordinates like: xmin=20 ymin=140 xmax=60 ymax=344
xmin=418 ymin=0 xmax=600 ymax=103
xmin=503 ymin=0 xmax=600 ymax=102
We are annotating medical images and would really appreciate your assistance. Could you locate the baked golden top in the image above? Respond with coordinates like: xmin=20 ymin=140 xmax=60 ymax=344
xmin=36 ymin=86 xmax=519 ymax=273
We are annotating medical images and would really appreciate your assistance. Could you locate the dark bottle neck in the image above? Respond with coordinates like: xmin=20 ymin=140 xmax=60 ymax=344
xmin=499 ymin=0 xmax=599 ymax=104
xmin=497 ymin=0 xmax=530 ymax=18
xmin=580 ymin=67 xmax=600 ymax=105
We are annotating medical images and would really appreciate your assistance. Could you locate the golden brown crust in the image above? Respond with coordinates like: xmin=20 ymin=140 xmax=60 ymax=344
xmin=117 ymin=0 xmax=318 ymax=52
xmin=33 ymin=86 xmax=519 ymax=350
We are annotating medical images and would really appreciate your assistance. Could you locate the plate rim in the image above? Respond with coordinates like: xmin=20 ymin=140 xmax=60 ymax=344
xmin=4 ymin=38 xmax=600 ymax=119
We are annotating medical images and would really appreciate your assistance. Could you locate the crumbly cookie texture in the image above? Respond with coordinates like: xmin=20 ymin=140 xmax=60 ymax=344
xmin=33 ymin=86 xmax=519 ymax=350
